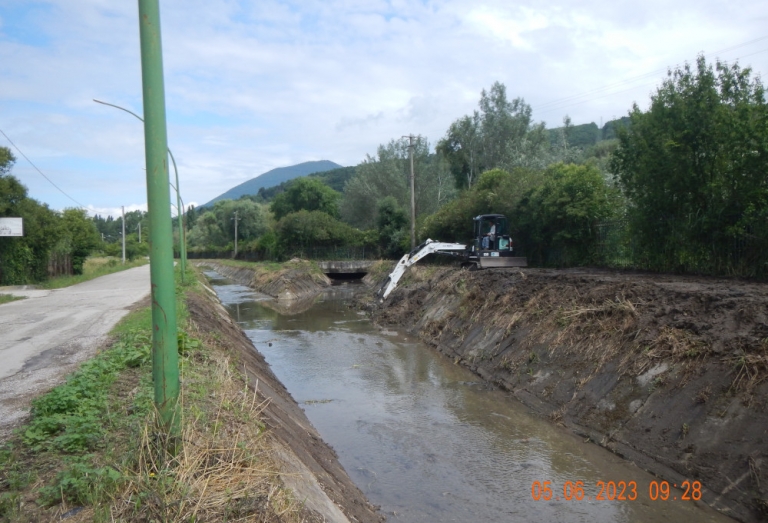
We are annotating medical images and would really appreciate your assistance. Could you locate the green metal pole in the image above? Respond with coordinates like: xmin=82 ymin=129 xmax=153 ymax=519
xmin=137 ymin=0 xmax=180 ymax=434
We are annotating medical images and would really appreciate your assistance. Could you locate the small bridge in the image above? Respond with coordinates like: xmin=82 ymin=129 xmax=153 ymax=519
xmin=317 ymin=260 xmax=375 ymax=279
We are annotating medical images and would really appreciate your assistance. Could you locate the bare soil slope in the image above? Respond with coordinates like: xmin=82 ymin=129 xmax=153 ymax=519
xmin=207 ymin=260 xmax=330 ymax=300
xmin=364 ymin=266 xmax=768 ymax=523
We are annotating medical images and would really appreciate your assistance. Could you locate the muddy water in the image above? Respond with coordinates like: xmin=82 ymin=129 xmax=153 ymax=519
xmin=206 ymin=272 xmax=734 ymax=523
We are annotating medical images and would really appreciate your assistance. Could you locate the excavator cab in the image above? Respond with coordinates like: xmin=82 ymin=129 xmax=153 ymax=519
xmin=473 ymin=214 xmax=512 ymax=253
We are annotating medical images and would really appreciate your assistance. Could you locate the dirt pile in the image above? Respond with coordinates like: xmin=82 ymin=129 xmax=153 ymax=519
xmin=364 ymin=266 xmax=768 ymax=523
xmin=203 ymin=260 xmax=331 ymax=300
xmin=190 ymin=282 xmax=384 ymax=523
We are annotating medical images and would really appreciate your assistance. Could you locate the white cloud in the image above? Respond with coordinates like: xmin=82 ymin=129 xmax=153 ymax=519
xmin=85 ymin=203 xmax=147 ymax=218
xmin=0 ymin=0 xmax=766 ymax=215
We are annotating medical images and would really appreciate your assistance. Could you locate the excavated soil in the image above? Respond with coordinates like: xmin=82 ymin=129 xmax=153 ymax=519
xmin=188 ymin=285 xmax=384 ymax=523
xmin=363 ymin=266 xmax=768 ymax=523
xmin=205 ymin=261 xmax=331 ymax=301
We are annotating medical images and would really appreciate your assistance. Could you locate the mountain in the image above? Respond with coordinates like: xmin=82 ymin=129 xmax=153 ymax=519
xmin=202 ymin=160 xmax=343 ymax=208
xmin=255 ymin=165 xmax=357 ymax=202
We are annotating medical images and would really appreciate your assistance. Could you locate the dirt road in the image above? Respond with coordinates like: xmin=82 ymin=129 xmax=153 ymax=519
xmin=0 ymin=265 xmax=151 ymax=437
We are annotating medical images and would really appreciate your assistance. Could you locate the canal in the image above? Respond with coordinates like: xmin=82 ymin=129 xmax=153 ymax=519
xmin=205 ymin=271 xmax=734 ymax=523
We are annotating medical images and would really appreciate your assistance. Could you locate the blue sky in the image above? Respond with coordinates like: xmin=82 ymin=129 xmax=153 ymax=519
xmin=1 ymin=0 xmax=766 ymax=218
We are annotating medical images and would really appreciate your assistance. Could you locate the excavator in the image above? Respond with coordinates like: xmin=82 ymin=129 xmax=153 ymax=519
xmin=378 ymin=214 xmax=527 ymax=300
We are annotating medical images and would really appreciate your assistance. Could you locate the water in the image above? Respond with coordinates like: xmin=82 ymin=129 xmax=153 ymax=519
xmin=206 ymin=271 xmax=734 ymax=523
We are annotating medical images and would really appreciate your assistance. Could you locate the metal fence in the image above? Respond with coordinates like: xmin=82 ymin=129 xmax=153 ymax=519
xmin=186 ymin=245 xmax=379 ymax=262
xmin=591 ymin=219 xmax=768 ymax=278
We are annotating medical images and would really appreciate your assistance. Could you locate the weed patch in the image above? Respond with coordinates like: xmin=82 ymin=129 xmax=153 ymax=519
xmin=41 ymin=257 xmax=147 ymax=290
xmin=0 ymin=294 xmax=24 ymax=305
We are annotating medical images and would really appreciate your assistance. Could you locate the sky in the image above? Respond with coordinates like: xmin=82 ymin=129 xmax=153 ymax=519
xmin=1 ymin=0 xmax=766 ymax=218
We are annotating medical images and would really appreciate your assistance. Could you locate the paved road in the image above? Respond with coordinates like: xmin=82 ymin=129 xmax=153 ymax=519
xmin=0 ymin=265 xmax=151 ymax=436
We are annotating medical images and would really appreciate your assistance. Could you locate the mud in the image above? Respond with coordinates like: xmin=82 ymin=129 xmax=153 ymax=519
xmin=188 ymin=283 xmax=384 ymax=523
xmin=362 ymin=266 xmax=768 ymax=523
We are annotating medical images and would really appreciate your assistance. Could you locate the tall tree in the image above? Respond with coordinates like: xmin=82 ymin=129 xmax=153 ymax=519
xmin=341 ymin=136 xmax=455 ymax=229
xmin=478 ymin=82 xmax=533 ymax=169
xmin=611 ymin=56 xmax=768 ymax=273
xmin=0 ymin=146 xmax=16 ymax=176
xmin=438 ymin=82 xmax=548 ymax=187
xmin=271 ymin=177 xmax=341 ymax=221
xmin=0 ymin=173 xmax=59 ymax=283
xmin=59 ymin=208 xmax=100 ymax=274
xmin=187 ymin=199 xmax=268 ymax=249
xmin=437 ymin=113 xmax=481 ymax=189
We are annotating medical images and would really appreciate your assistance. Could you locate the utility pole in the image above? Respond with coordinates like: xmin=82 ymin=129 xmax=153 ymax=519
xmin=403 ymin=134 xmax=416 ymax=249
xmin=138 ymin=0 xmax=180 ymax=436
xmin=121 ymin=205 xmax=126 ymax=264
xmin=232 ymin=210 xmax=240 ymax=258
xmin=137 ymin=222 xmax=141 ymax=243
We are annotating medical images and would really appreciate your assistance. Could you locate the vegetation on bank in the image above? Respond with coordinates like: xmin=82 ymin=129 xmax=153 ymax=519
xmin=0 ymin=163 xmax=102 ymax=285
xmin=40 ymin=257 xmax=148 ymax=290
xmin=0 ymin=267 xmax=307 ymax=522
xmin=0 ymin=294 xmax=23 ymax=305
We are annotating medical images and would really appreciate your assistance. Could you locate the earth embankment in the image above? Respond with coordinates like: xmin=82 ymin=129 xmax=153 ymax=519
xmin=203 ymin=260 xmax=330 ymax=301
xmin=363 ymin=266 xmax=768 ymax=523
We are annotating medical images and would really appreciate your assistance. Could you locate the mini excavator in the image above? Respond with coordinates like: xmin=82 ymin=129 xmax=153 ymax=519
xmin=378 ymin=214 xmax=527 ymax=300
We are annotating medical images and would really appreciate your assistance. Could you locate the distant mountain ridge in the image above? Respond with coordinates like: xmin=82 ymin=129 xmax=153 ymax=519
xmin=202 ymin=160 xmax=343 ymax=207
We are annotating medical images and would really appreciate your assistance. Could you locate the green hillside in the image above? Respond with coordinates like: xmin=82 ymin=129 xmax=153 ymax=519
xmin=548 ymin=117 xmax=631 ymax=147
xmin=254 ymin=165 xmax=357 ymax=202
xmin=202 ymin=160 xmax=343 ymax=207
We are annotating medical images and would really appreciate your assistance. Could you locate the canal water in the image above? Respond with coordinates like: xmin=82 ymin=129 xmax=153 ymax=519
xmin=205 ymin=271 xmax=734 ymax=523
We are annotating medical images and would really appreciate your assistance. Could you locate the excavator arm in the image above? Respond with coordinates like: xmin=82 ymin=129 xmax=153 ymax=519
xmin=377 ymin=239 xmax=467 ymax=300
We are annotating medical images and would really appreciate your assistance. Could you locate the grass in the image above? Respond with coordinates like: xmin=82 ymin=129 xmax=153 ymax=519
xmin=0 ymin=294 xmax=24 ymax=305
xmin=41 ymin=257 xmax=148 ymax=290
xmin=0 ymin=266 xmax=309 ymax=522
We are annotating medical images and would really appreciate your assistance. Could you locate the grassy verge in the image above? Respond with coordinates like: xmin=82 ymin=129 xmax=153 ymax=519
xmin=0 ymin=295 xmax=24 ymax=305
xmin=0 ymin=267 xmax=306 ymax=522
xmin=41 ymin=257 xmax=148 ymax=290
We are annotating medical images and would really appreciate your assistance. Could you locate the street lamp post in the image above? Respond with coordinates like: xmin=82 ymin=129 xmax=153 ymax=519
xmin=121 ymin=205 xmax=126 ymax=264
xmin=93 ymin=99 xmax=187 ymax=281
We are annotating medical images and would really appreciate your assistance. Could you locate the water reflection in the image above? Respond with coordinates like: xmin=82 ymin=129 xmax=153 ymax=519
xmin=206 ymin=271 xmax=734 ymax=523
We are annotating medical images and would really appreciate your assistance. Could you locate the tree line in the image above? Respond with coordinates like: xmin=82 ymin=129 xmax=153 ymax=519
xmin=186 ymin=56 xmax=768 ymax=278
xmin=3 ymin=55 xmax=766 ymax=280
xmin=0 ymin=150 xmax=101 ymax=284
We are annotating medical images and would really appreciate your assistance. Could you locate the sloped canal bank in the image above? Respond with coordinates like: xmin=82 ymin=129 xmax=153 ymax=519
xmin=204 ymin=269 xmax=737 ymax=523
xmin=365 ymin=266 xmax=768 ymax=523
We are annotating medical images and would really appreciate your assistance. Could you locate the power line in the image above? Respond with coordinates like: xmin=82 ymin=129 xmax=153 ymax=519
xmin=533 ymin=35 xmax=768 ymax=117
xmin=0 ymin=129 xmax=85 ymax=208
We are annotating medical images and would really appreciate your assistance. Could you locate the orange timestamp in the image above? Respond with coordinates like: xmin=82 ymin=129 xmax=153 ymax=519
xmin=531 ymin=480 xmax=703 ymax=502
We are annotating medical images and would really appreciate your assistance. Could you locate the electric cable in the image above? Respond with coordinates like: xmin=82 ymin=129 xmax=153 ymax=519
xmin=533 ymin=35 xmax=768 ymax=117
xmin=0 ymin=128 xmax=85 ymax=208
